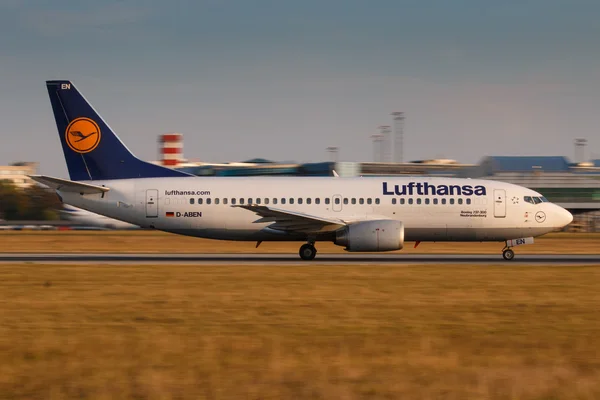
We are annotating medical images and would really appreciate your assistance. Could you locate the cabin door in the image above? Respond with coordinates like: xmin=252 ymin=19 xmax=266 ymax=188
xmin=146 ymin=189 xmax=159 ymax=218
xmin=493 ymin=189 xmax=506 ymax=218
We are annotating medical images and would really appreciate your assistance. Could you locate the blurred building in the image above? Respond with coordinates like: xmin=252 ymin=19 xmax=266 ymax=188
xmin=358 ymin=159 xmax=474 ymax=177
xmin=0 ymin=162 xmax=38 ymax=188
xmin=175 ymin=158 xmax=475 ymax=178
xmin=155 ymin=133 xmax=600 ymax=231
xmin=461 ymin=156 xmax=600 ymax=208
xmin=461 ymin=156 xmax=600 ymax=232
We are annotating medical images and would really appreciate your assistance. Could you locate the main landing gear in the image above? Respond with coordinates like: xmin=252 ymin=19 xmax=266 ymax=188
xmin=299 ymin=243 xmax=317 ymax=261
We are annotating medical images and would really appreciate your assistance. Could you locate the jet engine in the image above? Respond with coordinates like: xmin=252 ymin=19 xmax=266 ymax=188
xmin=334 ymin=220 xmax=404 ymax=252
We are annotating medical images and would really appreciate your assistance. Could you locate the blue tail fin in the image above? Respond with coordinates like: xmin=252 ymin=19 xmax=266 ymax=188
xmin=46 ymin=80 xmax=190 ymax=181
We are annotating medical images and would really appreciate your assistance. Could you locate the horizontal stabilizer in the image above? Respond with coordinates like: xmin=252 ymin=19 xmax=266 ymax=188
xmin=29 ymin=175 xmax=110 ymax=194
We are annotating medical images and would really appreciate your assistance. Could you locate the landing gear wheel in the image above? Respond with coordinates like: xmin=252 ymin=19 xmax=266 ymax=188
xmin=502 ymin=249 xmax=515 ymax=261
xmin=299 ymin=244 xmax=317 ymax=261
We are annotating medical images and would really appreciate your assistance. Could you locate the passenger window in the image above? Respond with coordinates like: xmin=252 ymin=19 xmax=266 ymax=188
xmin=351 ymin=198 xmax=356 ymax=205
xmin=449 ymin=199 xmax=454 ymax=205
xmin=298 ymin=198 xmax=303 ymax=204
xmin=359 ymin=198 xmax=364 ymax=205
xmin=392 ymin=198 xmax=397 ymax=205
xmin=343 ymin=198 xmax=348 ymax=205
xmin=325 ymin=198 xmax=330 ymax=205
xmin=367 ymin=198 xmax=372 ymax=205
xmin=264 ymin=198 xmax=269 ymax=205
xmin=207 ymin=198 xmax=212 ymax=205
xmin=289 ymin=198 xmax=294 ymax=204
xmin=458 ymin=198 xmax=463 ymax=205
xmin=335 ymin=198 xmax=340 ymax=205
xmin=256 ymin=198 xmax=261 ymax=205
xmin=375 ymin=198 xmax=380 ymax=205
xmin=466 ymin=199 xmax=471 ymax=205
xmin=223 ymin=198 xmax=228 ymax=205
xmin=239 ymin=198 xmax=245 ymax=205
xmin=190 ymin=198 xmax=195 ymax=204
xmin=416 ymin=198 xmax=422 ymax=205
xmin=400 ymin=198 xmax=405 ymax=205
xmin=315 ymin=198 xmax=320 ymax=205
xmin=441 ymin=199 xmax=446 ymax=205
xmin=215 ymin=198 xmax=220 ymax=205
xmin=408 ymin=198 xmax=413 ymax=205
xmin=433 ymin=198 xmax=438 ymax=205
xmin=281 ymin=198 xmax=286 ymax=205
xmin=273 ymin=198 xmax=278 ymax=205
xmin=231 ymin=198 xmax=237 ymax=205
xmin=307 ymin=198 xmax=312 ymax=204
xmin=198 ymin=198 xmax=203 ymax=205
xmin=425 ymin=198 xmax=430 ymax=205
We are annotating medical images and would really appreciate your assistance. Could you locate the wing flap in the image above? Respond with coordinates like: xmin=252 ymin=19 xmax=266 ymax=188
xmin=29 ymin=175 xmax=110 ymax=194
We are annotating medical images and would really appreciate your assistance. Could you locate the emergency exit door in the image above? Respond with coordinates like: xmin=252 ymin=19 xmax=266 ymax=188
xmin=494 ymin=189 xmax=506 ymax=218
xmin=146 ymin=189 xmax=158 ymax=218
xmin=332 ymin=195 xmax=343 ymax=212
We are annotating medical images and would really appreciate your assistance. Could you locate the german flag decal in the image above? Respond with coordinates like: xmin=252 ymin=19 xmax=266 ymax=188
xmin=166 ymin=212 xmax=175 ymax=217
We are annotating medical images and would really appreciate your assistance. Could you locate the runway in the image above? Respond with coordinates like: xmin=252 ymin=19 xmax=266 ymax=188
xmin=2 ymin=253 xmax=600 ymax=265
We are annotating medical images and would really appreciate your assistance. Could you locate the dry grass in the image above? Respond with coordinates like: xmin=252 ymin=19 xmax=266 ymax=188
xmin=1 ymin=263 xmax=600 ymax=399
xmin=0 ymin=231 xmax=599 ymax=254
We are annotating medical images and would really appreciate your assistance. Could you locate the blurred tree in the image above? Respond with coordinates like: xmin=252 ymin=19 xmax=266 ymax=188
xmin=21 ymin=185 xmax=61 ymax=220
xmin=0 ymin=182 xmax=25 ymax=220
xmin=0 ymin=182 xmax=61 ymax=220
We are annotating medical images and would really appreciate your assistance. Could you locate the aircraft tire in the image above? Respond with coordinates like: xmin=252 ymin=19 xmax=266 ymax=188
xmin=299 ymin=244 xmax=317 ymax=261
xmin=502 ymin=249 xmax=515 ymax=261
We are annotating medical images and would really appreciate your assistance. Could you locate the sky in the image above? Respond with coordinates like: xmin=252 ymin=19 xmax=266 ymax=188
xmin=1 ymin=0 xmax=599 ymax=178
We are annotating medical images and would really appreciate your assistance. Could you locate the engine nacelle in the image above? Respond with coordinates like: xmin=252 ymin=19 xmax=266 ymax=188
xmin=335 ymin=220 xmax=404 ymax=252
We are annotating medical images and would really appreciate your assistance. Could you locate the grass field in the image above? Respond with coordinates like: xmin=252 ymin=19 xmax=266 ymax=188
xmin=2 ymin=263 xmax=600 ymax=399
xmin=1 ymin=231 xmax=599 ymax=254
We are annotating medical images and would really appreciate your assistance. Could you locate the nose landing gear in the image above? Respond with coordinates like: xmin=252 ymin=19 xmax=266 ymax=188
xmin=502 ymin=240 xmax=516 ymax=260
xmin=501 ymin=237 xmax=534 ymax=260
xmin=502 ymin=248 xmax=515 ymax=261
xmin=299 ymin=243 xmax=317 ymax=261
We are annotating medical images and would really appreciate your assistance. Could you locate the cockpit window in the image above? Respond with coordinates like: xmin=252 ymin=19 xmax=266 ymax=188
xmin=524 ymin=196 xmax=547 ymax=205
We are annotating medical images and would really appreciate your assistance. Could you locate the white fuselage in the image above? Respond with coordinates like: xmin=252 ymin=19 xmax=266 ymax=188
xmin=57 ymin=176 xmax=572 ymax=243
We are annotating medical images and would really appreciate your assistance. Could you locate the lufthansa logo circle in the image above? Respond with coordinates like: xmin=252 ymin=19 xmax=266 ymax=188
xmin=65 ymin=117 xmax=101 ymax=153
xmin=535 ymin=211 xmax=546 ymax=223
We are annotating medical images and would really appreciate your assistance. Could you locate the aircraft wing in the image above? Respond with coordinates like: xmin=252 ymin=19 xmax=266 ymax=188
xmin=235 ymin=205 xmax=346 ymax=233
xmin=29 ymin=175 xmax=110 ymax=194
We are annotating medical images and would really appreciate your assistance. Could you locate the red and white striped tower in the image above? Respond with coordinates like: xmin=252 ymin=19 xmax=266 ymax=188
xmin=159 ymin=133 xmax=184 ymax=167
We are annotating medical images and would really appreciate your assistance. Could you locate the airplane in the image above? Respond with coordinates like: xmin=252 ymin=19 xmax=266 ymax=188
xmin=60 ymin=204 xmax=140 ymax=229
xmin=31 ymin=80 xmax=573 ymax=261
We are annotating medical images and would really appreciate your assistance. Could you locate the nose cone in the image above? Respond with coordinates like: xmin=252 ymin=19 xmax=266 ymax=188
xmin=556 ymin=207 xmax=573 ymax=228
